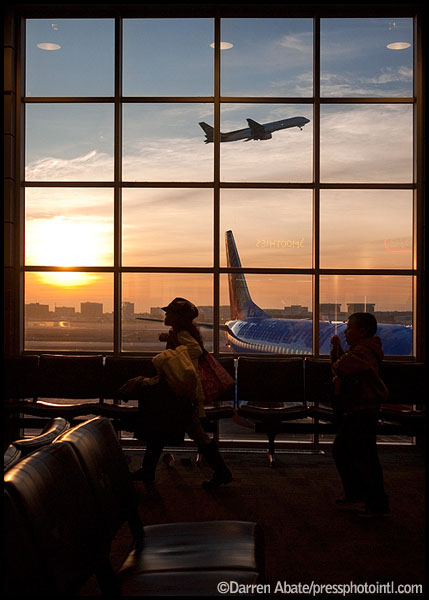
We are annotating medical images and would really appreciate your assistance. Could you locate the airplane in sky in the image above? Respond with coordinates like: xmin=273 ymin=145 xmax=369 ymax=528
xmin=199 ymin=116 xmax=310 ymax=143
xmin=223 ymin=230 xmax=413 ymax=356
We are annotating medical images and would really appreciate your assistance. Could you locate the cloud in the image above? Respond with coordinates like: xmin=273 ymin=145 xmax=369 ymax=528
xmin=321 ymin=66 xmax=412 ymax=97
xmin=277 ymin=32 xmax=313 ymax=55
xmin=26 ymin=150 xmax=113 ymax=181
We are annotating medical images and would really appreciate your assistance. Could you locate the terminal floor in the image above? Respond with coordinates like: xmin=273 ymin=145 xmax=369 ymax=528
xmin=80 ymin=446 xmax=425 ymax=595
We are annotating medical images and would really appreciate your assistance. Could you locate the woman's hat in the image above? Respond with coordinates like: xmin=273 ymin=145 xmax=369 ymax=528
xmin=162 ymin=297 xmax=199 ymax=320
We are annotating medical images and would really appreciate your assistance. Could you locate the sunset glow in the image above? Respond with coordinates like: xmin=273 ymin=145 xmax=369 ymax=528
xmin=23 ymin=16 xmax=417 ymax=354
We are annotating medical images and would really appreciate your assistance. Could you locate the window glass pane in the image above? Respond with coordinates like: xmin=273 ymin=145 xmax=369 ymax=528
xmin=320 ymin=190 xmax=413 ymax=269
xmin=220 ymin=274 xmax=313 ymax=354
xmin=320 ymin=104 xmax=413 ymax=183
xmin=25 ymin=272 xmax=114 ymax=352
xmin=321 ymin=18 xmax=413 ymax=98
xmin=221 ymin=18 xmax=313 ymax=97
xmin=26 ymin=19 xmax=114 ymax=97
xmin=123 ymin=19 xmax=213 ymax=96
xmin=122 ymin=188 xmax=213 ymax=267
xmin=122 ymin=104 xmax=213 ymax=181
xmin=319 ymin=275 xmax=413 ymax=356
xmin=220 ymin=190 xmax=312 ymax=268
xmin=25 ymin=104 xmax=114 ymax=181
xmin=122 ymin=274 xmax=213 ymax=352
xmin=220 ymin=104 xmax=312 ymax=182
xmin=25 ymin=188 xmax=114 ymax=267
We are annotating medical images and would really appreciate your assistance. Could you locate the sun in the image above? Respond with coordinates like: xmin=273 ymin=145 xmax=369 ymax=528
xmin=37 ymin=271 xmax=100 ymax=288
xmin=25 ymin=217 xmax=112 ymax=287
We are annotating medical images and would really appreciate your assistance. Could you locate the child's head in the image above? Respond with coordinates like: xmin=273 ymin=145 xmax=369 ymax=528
xmin=345 ymin=312 xmax=378 ymax=346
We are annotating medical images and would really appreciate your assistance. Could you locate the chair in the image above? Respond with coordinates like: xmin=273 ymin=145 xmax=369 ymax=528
xmin=55 ymin=417 xmax=265 ymax=591
xmin=103 ymin=356 xmax=158 ymax=402
xmin=3 ymin=445 xmax=21 ymax=472
xmin=304 ymin=357 xmax=336 ymax=422
xmin=55 ymin=415 xmax=144 ymax=552
xmin=4 ymin=488 xmax=46 ymax=595
xmin=4 ymin=355 xmax=40 ymax=446
xmin=38 ymin=353 xmax=104 ymax=400
xmin=4 ymin=355 xmax=39 ymax=401
xmin=19 ymin=354 xmax=106 ymax=421
xmin=9 ymin=417 xmax=70 ymax=457
xmin=4 ymin=442 xmax=115 ymax=596
xmin=378 ymin=362 xmax=426 ymax=434
xmin=236 ymin=357 xmax=307 ymax=465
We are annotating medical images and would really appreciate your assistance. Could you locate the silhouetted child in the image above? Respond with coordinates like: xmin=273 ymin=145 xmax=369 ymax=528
xmin=330 ymin=312 xmax=390 ymax=517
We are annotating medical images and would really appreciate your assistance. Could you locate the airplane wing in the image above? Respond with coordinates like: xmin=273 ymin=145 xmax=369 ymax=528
xmin=136 ymin=317 xmax=164 ymax=323
xmin=136 ymin=317 xmax=227 ymax=330
xmin=246 ymin=118 xmax=266 ymax=138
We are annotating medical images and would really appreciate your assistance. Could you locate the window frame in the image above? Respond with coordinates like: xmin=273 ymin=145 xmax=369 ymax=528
xmin=14 ymin=4 xmax=424 ymax=361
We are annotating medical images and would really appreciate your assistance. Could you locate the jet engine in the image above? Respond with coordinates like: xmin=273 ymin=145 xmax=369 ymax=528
xmin=254 ymin=132 xmax=272 ymax=140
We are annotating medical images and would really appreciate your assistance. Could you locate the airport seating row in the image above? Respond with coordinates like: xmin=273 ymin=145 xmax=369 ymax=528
xmin=3 ymin=354 xmax=235 ymax=450
xmin=4 ymin=355 xmax=425 ymax=464
xmin=4 ymin=416 xmax=265 ymax=596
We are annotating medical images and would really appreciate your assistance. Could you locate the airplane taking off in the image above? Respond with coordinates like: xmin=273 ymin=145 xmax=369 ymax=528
xmin=224 ymin=230 xmax=413 ymax=356
xmin=199 ymin=116 xmax=310 ymax=143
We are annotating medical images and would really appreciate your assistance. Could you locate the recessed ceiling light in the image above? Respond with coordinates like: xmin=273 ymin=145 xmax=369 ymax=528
xmin=37 ymin=43 xmax=61 ymax=51
xmin=386 ymin=42 xmax=411 ymax=50
xmin=210 ymin=42 xmax=234 ymax=50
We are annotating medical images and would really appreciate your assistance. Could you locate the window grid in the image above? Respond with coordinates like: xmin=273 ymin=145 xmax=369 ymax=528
xmin=21 ymin=14 xmax=421 ymax=359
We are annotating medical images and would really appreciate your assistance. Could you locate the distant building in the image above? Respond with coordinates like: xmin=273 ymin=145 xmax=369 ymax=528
xmin=320 ymin=304 xmax=343 ymax=321
xmin=26 ymin=302 xmax=50 ymax=319
xmin=80 ymin=302 xmax=103 ymax=319
xmin=122 ymin=302 xmax=135 ymax=320
xmin=347 ymin=303 xmax=375 ymax=315
xmin=284 ymin=305 xmax=311 ymax=318
xmin=54 ymin=306 xmax=75 ymax=318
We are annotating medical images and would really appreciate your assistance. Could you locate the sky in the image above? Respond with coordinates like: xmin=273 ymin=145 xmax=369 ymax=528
xmin=24 ymin=17 xmax=414 ymax=315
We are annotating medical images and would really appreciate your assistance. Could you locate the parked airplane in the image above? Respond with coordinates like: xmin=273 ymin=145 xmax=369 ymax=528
xmin=199 ymin=116 xmax=310 ymax=143
xmin=224 ymin=230 xmax=413 ymax=356
xmin=136 ymin=230 xmax=412 ymax=356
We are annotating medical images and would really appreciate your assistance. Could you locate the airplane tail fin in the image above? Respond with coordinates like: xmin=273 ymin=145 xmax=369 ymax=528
xmin=225 ymin=230 xmax=269 ymax=320
xmin=199 ymin=122 xmax=213 ymax=143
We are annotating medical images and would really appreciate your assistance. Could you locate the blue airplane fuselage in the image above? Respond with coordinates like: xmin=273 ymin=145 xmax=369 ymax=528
xmin=225 ymin=317 xmax=413 ymax=356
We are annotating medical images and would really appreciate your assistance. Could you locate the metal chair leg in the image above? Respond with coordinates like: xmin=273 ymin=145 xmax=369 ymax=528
xmin=162 ymin=452 xmax=175 ymax=468
xmin=267 ymin=433 xmax=276 ymax=467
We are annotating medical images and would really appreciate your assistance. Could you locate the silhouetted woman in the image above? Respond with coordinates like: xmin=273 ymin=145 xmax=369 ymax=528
xmin=123 ymin=297 xmax=232 ymax=489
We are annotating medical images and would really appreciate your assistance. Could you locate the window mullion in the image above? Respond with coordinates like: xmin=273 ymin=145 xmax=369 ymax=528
xmin=213 ymin=13 xmax=221 ymax=355
xmin=313 ymin=16 xmax=321 ymax=357
xmin=114 ymin=17 xmax=123 ymax=355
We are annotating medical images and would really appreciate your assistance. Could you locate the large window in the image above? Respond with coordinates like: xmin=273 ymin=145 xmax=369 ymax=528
xmin=22 ymin=11 xmax=422 ymax=359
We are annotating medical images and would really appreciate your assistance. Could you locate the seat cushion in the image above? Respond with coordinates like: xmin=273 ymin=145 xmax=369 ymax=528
xmin=120 ymin=521 xmax=264 ymax=576
xmin=237 ymin=405 xmax=309 ymax=423
xmin=120 ymin=570 xmax=261 ymax=596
